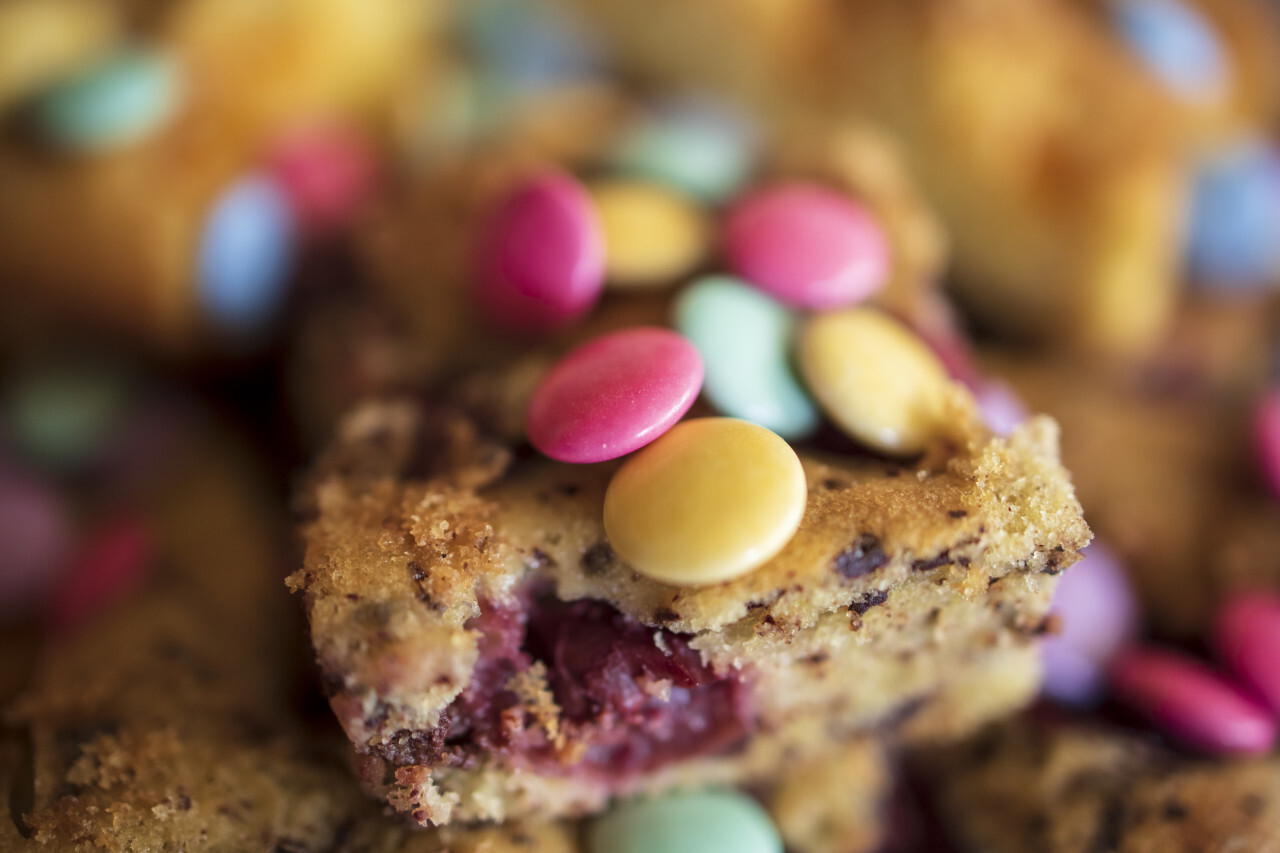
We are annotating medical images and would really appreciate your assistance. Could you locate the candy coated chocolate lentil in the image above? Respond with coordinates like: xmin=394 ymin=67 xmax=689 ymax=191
xmin=48 ymin=515 xmax=153 ymax=633
xmin=1113 ymin=0 xmax=1228 ymax=104
xmin=798 ymin=308 xmax=950 ymax=455
xmin=975 ymin=380 xmax=1029 ymax=438
xmin=603 ymin=418 xmax=806 ymax=586
xmin=0 ymin=463 xmax=70 ymax=622
xmin=1187 ymin=140 xmax=1280 ymax=289
xmin=674 ymin=275 xmax=818 ymax=439
xmin=1041 ymin=544 xmax=1138 ymax=706
xmin=4 ymin=361 xmax=128 ymax=469
xmin=1108 ymin=646 xmax=1277 ymax=756
xmin=475 ymin=170 xmax=605 ymax=332
xmin=587 ymin=790 xmax=782 ymax=853
xmin=267 ymin=125 xmax=375 ymax=235
xmin=34 ymin=47 xmax=179 ymax=150
xmin=611 ymin=98 xmax=757 ymax=203
xmin=1214 ymin=592 xmax=1280 ymax=714
xmin=724 ymin=182 xmax=889 ymax=310
xmin=527 ymin=328 xmax=702 ymax=463
xmin=197 ymin=175 xmax=296 ymax=334
xmin=591 ymin=179 xmax=709 ymax=288
xmin=1255 ymin=387 xmax=1280 ymax=501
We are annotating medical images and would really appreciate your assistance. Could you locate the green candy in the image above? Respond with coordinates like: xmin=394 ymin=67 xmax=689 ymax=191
xmin=35 ymin=48 xmax=180 ymax=151
xmin=612 ymin=101 xmax=756 ymax=203
xmin=5 ymin=363 xmax=129 ymax=469
xmin=587 ymin=790 xmax=783 ymax=853
xmin=675 ymin=275 xmax=819 ymax=439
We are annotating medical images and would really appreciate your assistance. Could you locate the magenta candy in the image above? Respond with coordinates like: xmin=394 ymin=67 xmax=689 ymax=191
xmin=476 ymin=170 xmax=605 ymax=333
xmin=267 ymin=124 xmax=376 ymax=235
xmin=527 ymin=328 xmax=703 ymax=463
xmin=48 ymin=516 xmax=153 ymax=633
xmin=723 ymin=182 xmax=889 ymax=310
xmin=1109 ymin=646 xmax=1277 ymax=756
xmin=1256 ymin=388 xmax=1280 ymax=501
xmin=1214 ymin=591 xmax=1280 ymax=714
xmin=1041 ymin=543 xmax=1138 ymax=706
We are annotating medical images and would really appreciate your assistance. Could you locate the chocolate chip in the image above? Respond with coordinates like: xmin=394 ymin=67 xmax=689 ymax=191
xmin=1241 ymin=794 xmax=1266 ymax=817
xmin=408 ymin=561 xmax=426 ymax=582
xmin=653 ymin=607 xmax=679 ymax=624
xmin=851 ymin=589 xmax=888 ymax=615
xmin=1162 ymin=800 xmax=1188 ymax=821
xmin=1089 ymin=801 xmax=1126 ymax=853
xmin=822 ymin=478 xmax=844 ymax=490
xmin=176 ymin=794 xmax=191 ymax=812
xmin=554 ymin=483 xmax=581 ymax=497
xmin=911 ymin=550 xmax=952 ymax=572
xmin=581 ymin=542 xmax=615 ymax=576
xmin=803 ymin=651 xmax=830 ymax=665
xmin=834 ymin=534 xmax=888 ymax=578
xmin=948 ymin=509 xmax=968 ymax=518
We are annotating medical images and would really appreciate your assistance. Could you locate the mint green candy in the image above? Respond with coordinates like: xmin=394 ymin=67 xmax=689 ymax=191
xmin=587 ymin=790 xmax=783 ymax=853
xmin=4 ymin=363 xmax=129 ymax=469
xmin=35 ymin=48 xmax=180 ymax=151
xmin=612 ymin=99 xmax=757 ymax=203
xmin=675 ymin=275 xmax=819 ymax=439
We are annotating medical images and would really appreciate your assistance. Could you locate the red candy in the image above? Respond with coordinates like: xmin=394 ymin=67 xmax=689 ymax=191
xmin=527 ymin=328 xmax=703 ymax=463
xmin=1215 ymin=591 xmax=1280 ymax=714
xmin=723 ymin=182 xmax=888 ymax=310
xmin=476 ymin=170 xmax=606 ymax=333
xmin=1256 ymin=388 xmax=1280 ymax=501
xmin=47 ymin=516 xmax=153 ymax=633
xmin=267 ymin=124 xmax=376 ymax=235
xmin=1109 ymin=646 xmax=1277 ymax=756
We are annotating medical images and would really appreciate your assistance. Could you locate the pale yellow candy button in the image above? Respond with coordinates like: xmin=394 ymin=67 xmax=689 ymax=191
xmin=798 ymin=308 xmax=950 ymax=455
xmin=603 ymin=418 xmax=807 ymax=587
xmin=590 ymin=179 xmax=710 ymax=289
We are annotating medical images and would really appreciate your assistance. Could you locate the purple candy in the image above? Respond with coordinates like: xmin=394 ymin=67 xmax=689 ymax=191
xmin=526 ymin=327 xmax=703 ymax=463
xmin=475 ymin=170 xmax=605 ymax=333
xmin=976 ymin=380 xmax=1029 ymax=438
xmin=1041 ymin=543 xmax=1138 ymax=706
xmin=0 ymin=463 xmax=71 ymax=622
xmin=1214 ymin=591 xmax=1280 ymax=714
xmin=723 ymin=182 xmax=889 ymax=310
xmin=1109 ymin=645 xmax=1277 ymax=756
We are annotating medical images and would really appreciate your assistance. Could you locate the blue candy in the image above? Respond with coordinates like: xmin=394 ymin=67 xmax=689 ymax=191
xmin=197 ymin=176 xmax=296 ymax=334
xmin=1112 ymin=0 xmax=1229 ymax=104
xmin=461 ymin=0 xmax=603 ymax=91
xmin=612 ymin=97 xmax=759 ymax=203
xmin=35 ymin=48 xmax=180 ymax=151
xmin=1187 ymin=140 xmax=1280 ymax=289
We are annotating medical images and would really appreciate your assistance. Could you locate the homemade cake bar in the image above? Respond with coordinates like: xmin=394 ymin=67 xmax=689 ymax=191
xmin=292 ymin=378 xmax=1088 ymax=825
xmin=927 ymin=717 xmax=1280 ymax=853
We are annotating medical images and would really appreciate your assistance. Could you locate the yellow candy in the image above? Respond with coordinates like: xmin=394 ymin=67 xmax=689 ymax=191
xmin=590 ymin=179 xmax=710 ymax=289
xmin=603 ymin=418 xmax=806 ymax=587
xmin=798 ymin=308 xmax=950 ymax=455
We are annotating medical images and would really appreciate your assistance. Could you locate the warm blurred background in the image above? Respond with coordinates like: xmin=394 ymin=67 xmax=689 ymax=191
xmin=1 ymin=0 xmax=1279 ymax=850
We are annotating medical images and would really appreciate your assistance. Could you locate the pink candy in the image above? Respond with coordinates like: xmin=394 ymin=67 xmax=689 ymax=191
xmin=1109 ymin=646 xmax=1277 ymax=756
xmin=47 ymin=516 xmax=153 ymax=633
xmin=1215 ymin=592 xmax=1280 ymax=714
xmin=527 ymin=328 xmax=703 ymax=463
xmin=476 ymin=171 xmax=606 ymax=333
xmin=1256 ymin=388 xmax=1280 ymax=501
xmin=723 ymin=182 xmax=888 ymax=310
xmin=267 ymin=124 xmax=376 ymax=235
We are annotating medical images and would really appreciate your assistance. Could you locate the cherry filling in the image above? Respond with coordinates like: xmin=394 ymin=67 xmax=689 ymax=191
xmin=407 ymin=592 xmax=752 ymax=781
